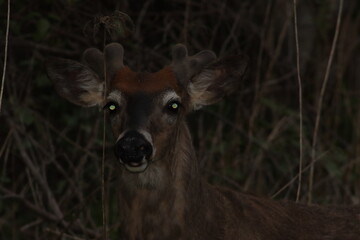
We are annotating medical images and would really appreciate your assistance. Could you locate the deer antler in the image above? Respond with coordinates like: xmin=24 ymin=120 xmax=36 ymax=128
xmin=82 ymin=43 xmax=216 ymax=86
xmin=82 ymin=48 xmax=104 ymax=77
xmin=171 ymin=44 xmax=216 ymax=85
xmin=81 ymin=43 xmax=124 ymax=83
xmin=104 ymin=43 xmax=124 ymax=80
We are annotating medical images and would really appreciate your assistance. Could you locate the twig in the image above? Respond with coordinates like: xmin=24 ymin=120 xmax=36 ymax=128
xmin=0 ymin=186 xmax=100 ymax=238
xmin=219 ymin=12 xmax=241 ymax=56
xmin=265 ymin=3 xmax=292 ymax=80
xmin=31 ymin=110 xmax=99 ymax=160
xmin=134 ymin=0 xmax=153 ymax=42
xmin=209 ymin=1 xmax=227 ymax=49
xmin=0 ymin=186 xmax=59 ymax=222
xmin=10 ymin=38 xmax=78 ymax=57
xmin=0 ymin=129 xmax=13 ymax=173
xmin=102 ymin=33 xmax=108 ymax=240
xmin=246 ymin=0 xmax=272 ymax=156
xmin=206 ymin=170 xmax=243 ymax=192
xmin=271 ymin=151 xmax=327 ymax=199
xmin=293 ymin=0 xmax=304 ymax=203
xmin=11 ymin=128 xmax=64 ymax=219
xmin=9 ymin=121 xmax=63 ymax=219
xmin=182 ymin=0 xmax=191 ymax=45
xmin=244 ymin=117 xmax=290 ymax=191
xmin=45 ymin=228 xmax=87 ymax=240
xmin=308 ymin=0 xmax=344 ymax=204
xmin=0 ymin=0 xmax=10 ymax=112
xmin=20 ymin=219 xmax=43 ymax=232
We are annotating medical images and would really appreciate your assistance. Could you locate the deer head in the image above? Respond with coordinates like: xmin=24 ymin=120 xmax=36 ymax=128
xmin=47 ymin=43 xmax=248 ymax=174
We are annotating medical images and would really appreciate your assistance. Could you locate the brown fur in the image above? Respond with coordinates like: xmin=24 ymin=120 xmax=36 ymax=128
xmin=112 ymin=66 xmax=180 ymax=94
xmin=117 ymin=122 xmax=360 ymax=240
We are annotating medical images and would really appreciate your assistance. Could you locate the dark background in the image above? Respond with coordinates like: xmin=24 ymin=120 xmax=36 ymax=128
xmin=0 ymin=0 xmax=359 ymax=238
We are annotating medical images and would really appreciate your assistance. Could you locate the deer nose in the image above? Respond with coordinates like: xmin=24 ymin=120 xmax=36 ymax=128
xmin=115 ymin=131 xmax=153 ymax=165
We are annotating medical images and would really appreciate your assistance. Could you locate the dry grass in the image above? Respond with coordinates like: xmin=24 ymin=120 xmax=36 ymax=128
xmin=0 ymin=0 xmax=359 ymax=239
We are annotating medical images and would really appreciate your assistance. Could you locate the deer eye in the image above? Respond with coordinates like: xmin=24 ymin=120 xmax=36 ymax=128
xmin=165 ymin=100 xmax=181 ymax=114
xmin=104 ymin=101 xmax=119 ymax=113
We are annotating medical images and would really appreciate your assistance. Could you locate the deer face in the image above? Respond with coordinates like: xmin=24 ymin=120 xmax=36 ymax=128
xmin=47 ymin=43 xmax=248 ymax=174
xmin=104 ymin=66 xmax=186 ymax=173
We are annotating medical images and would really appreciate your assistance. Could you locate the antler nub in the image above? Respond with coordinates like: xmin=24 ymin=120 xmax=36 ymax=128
xmin=82 ymin=43 xmax=215 ymax=86
xmin=82 ymin=48 xmax=104 ymax=77
xmin=171 ymin=44 xmax=216 ymax=84
xmin=104 ymin=43 xmax=124 ymax=79
xmin=81 ymin=43 xmax=125 ymax=82
xmin=171 ymin=44 xmax=188 ymax=63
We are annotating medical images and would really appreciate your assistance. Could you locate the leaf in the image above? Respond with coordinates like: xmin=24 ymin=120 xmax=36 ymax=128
xmin=36 ymin=18 xmax=50 ymax=40
xmin=18 ymin=106 xmax=35 ymax=126
xmin=324 ymin=160 xmax=341 ymax=178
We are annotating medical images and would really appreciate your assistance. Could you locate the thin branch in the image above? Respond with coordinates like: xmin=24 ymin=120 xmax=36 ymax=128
xmin=31 ymin=110 xmax=99 ymax=160
xmin=308 ymin=0 xmax=344 ymax=204
xmin=246 ymin=0 xmax=272 ymax=155
xmin=11 ymin=127 xmax=64 ymax=219
xmin=45 ymin=228 xmax=87 ymax=240
xmin=271 ymin=152 xmax=327 ymax=199
xmin=293 ymin=0 xmax=304 ymax=203
xmin=134 ymin=0 xmax=153 ymax=42
xmin=244 ymin=117 xmax=290 ymax=191
xmin=0 ymin=186 xmax=100 ymax=238
xmin=182 ymin=0 xmax=191 ymax=45
xmin=219 ymin=12 xmax=241 ymax=56
xmin=0 ymin=0 xmax=10 ymax=112
xmin=10 ymin=38 xmax=79 ymax=57
xmin=102 ymin=33 xmax=108 ymax=240
xmin=0 ymin=186 xmax=60 ymax=222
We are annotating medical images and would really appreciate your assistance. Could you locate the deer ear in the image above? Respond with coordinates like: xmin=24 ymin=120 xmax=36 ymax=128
xmin=46 ymin=58 xmax=104 ymax=107
xmin=188 ymin=55 xmax=248 ymax=109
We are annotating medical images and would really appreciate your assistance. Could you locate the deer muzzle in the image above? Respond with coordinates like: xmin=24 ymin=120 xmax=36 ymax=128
xmin=114 ymin=130 xmax=153 ymax=173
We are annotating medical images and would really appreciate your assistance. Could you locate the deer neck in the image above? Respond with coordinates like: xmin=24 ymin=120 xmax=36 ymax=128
xmin=117 ymin=122 xmax=209 ymax=239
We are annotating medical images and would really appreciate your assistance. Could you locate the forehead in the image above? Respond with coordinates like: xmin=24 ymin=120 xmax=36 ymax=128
xmin=111 ymin=66 xmax=179 ymax=95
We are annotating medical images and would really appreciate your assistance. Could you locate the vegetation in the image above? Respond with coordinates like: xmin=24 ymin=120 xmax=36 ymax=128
xmin=0 ymin=0 xmax=359 ymax=239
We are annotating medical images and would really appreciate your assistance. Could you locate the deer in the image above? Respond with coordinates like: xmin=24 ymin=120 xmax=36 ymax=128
xmin=47 ymin=43 xmax=360 ymax=240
